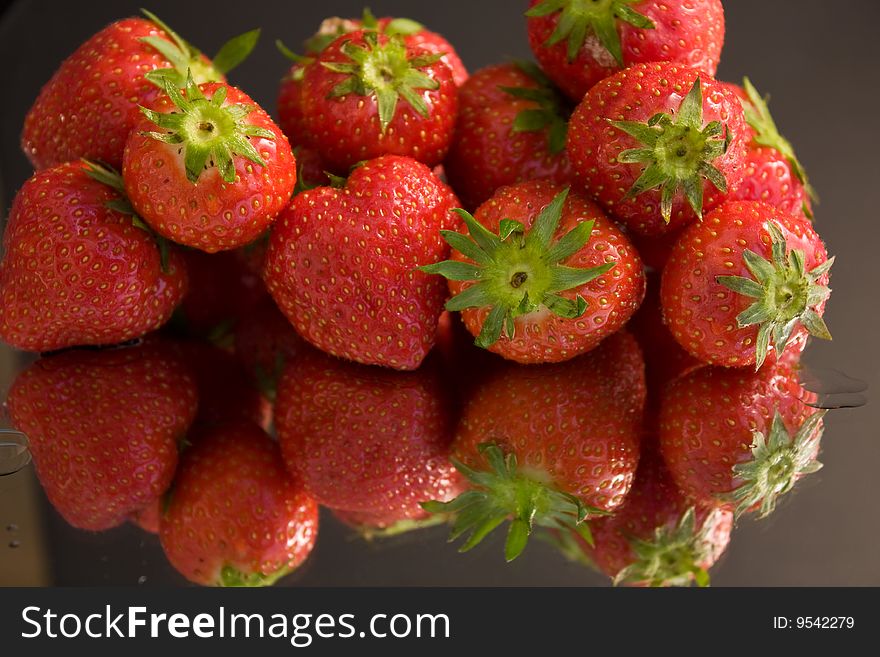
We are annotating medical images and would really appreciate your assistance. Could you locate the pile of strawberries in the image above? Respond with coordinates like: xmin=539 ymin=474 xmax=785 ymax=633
xmin=0 ymin=2 xmax=835 ymax=587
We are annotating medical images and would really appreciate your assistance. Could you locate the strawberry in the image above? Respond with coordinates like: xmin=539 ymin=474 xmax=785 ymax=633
xmin=424 ymin=330 xmax=645 ymax=560
xmin=278 ymin=9 xmax=467 ymax=151
xmin=263 ymin=155 xmax=460 ymax=370
xmin=0 ymin=161 xmax=187 ymax=353
xmin=122 ymin=77 xmax=296 ymax=253
xmin=274 ymin=348 xmax=462 ymax=527
xmin=21 ymin=11 xmax=259 ymax=170
xmin=659 ymin=362 xmax=825 ymax=518
xmin=297 ymin=30 xmax=458 ymax=170
xmin=726 ymin=79 xmax=816 ymax=220
xmin=6 ymin=340 xmax=197 ymax=530
xmin=444 ymin=62 xmax=574 ymax=210
xmin=562 ymin=443 xmax=733 ymax=587
xmin=525 ymin=0 xmax=725 ymax=101
xmin=129 ymin=498 xmax=163 ymax=534
xmin=160 ymin=421 xmax=318 ymax=587
xmin=661 ymin=200 xmax=833 ymax=369
xmin=567 ymin=63 xmax=748 ymax=236
xmin=421 ymin=181 xmax=645 ymax=364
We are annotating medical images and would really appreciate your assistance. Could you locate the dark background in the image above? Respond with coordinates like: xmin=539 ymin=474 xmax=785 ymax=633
xmin=0 ymin=0 xmax=878 ymax=586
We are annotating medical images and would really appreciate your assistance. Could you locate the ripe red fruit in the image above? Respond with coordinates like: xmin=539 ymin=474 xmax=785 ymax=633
xmin=726 ymin=79 xmax=816 ymax=220
xmin=421 ymin=181 xmax=645 ymax=364
xmin=661 ymin=200 xmax=833 ymax=369
xmin=263 ymin=155 xmax=460 ymax=370
xmin=278 ymin=10 xmax=467 ymax=151
xmin=6 ymin=341 xmax=197 ymax=530
xmin=444 ymin=62 xmax=573 ymax=210
xmin=21 ymin=12 xmax=259 ymax=170
xmin=0 ymin=162 xmax=187 ymax=353
xmin=424 ymin=331 xmax=645 ymax=560
xmin=298 ymin=30 xmax=458 ymax=170
xmin=659 ymin=362 xmax=825 ymax=517
xmin=567 ymin=444 xmax=733 ymax=587
xmin=526 ymin=0 xmax=724 ymax=101
xmin=123 ymin=78 xmax=296 ymax=253
xmin=160 ymin=421 xmax=318 ymax=587
xmin=274 ymin=349 xmax=462 ymax=525
xmin=567 ymin=63 xmax=748 ymax=237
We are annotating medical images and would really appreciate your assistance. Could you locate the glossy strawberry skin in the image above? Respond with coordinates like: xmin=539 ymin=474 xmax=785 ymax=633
xmin=454 ymin=330 xmax=646 ymax=513
xmin=526 ymin=0 xmax=724 ymax=102
xmin=21 ymin=18 xmax=222 ymax=170
xmin=6 ymin=341 xmax=197 ymax=531
xmin=729 ymin=146 xmax=812 ymax=219
xmin=122 ymin=83 xmax=296 ymax=253
xmin=444 ymin=64 xmax=573 ymax=210
xmin=659 ymin=362 xmax=820 ymax=506
xmin=661 ymin=201 xmax=828 ymax=368
xmin=567 ymin=63 xmax=747 ymax=237
xmin=0 ymin=162 xmax=188 ymax=353
xmin=298 ymin=31 xmax=458 ymax=171
xmin=263 ymin=155 xmax=460 ymax=370
xmin=160 ymin=422 xmax=318 ymax=587
xmin=274 ymin=349 xmax=463 ymax=519
xmin=450 ymin=180 xmax=645 ymax=364
xmin=584 ymin=444 xmax=732 ymax=582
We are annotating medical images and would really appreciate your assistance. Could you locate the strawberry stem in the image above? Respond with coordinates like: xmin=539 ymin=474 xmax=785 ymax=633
xmin=525 ymin=0 xmax=655 ymax=65
xmin=419 ymin=188 xmax=614 ymax=349
xmin=421 ymin=442 xmax=604 ymax=562
xmin=729 ymin=410 xmax=826 ymax=518
xmin=139 ymin=72 xmax=275 ymax=184
xmin=716 ymin=221 xmax=833 ymax=370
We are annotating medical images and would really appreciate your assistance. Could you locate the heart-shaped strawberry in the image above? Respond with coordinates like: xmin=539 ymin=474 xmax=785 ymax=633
xmin=263 ymin=155 xmax=460 ymax=370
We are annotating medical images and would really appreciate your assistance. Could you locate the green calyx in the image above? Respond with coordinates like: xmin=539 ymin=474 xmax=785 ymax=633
xmin=82 ymin=160 xmax=171 ymax=272
xmin=304 ymin=8 xmax=425 ymax=55
xmin=419 ymin=188 xmax=613 ymax=349
xmin=525 ymin=0 xmax=655 ymax=65
xmin=716 ymin=221 xmax=833 ymax=370
xmin=347 ymin=514 xmax=451 ymax=541
xmin=614 ymin=508 xmax=719 ymax=588
xmin=742 ymin=77 xmax=817 ymax=205
xmin=322 ymin=30 xmax=443 ymax=133
xmin=610 ymin=77 xmax=731 ymax=223
xmin=140 ymin=72 xmax=276 ymax=184
xmin=500 ymin=60 xmax=573 ymax=154
xmin=728 ymin=410 xmax=826 ymax=518
xmin=140 ymin=10 xmax=260 ymax=89
xmin=219 ymin=564 xmax=292 ymax=588
xmin=421 ymin=442 xmax=605 ymax=562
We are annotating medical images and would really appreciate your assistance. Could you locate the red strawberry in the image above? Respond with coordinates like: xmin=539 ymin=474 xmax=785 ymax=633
xmin=233 ymin=298 xmax=306 ymax=401
xmin=129 ymin=497 xmax=163 ymax=534
xmin=726 ymin=79 xmax=816 ymax=220
xmin=565 ymin=443 xmax=733 ymax=587
xmin=263 ymin=155 xmax=460 ymax=370
xmin=177 ymin=249 xmax=270 ymax=337
xmin=444 ymin=62 xmax=573 ymax=210
xmin=661 ymin=200 xmax=833 ymax=369
xmin=567 ymin=63 xmax=748 ymax=236
xmin=0 ymin=162 xmax=187 ymax=353
xmin=297 ymin=30 xmax=458 ymax=170
xmin=421 ymin=181 xmax=645 ymax=364
xmin=278 ymin=9 xmax=467 ymax=150
xmin=274 ymin=349 xmax=462 ymax=525
xmin=123 ymin=78 xmax=296 ymax=253
xmin=6 ymin=340 xmax=197 ymax=530
xmin=160 ymin=421 xmax=318 ymax=587
xmin=526 ymin=0 xmax=724 ymax=101
xmin=424 ymin=330 xmax=645 ymax=560
xmin=659 ymin=362 xmax=825 ymax=517
xmin=21 ymin=11 xmax=259 ymax=170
